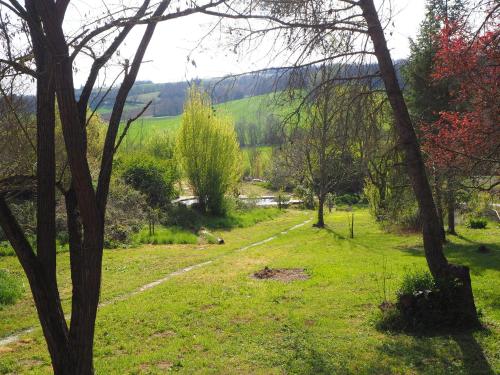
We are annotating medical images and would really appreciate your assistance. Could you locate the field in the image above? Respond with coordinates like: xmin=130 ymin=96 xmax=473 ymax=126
xmin=117 ymin=94 xmax=278 ymax=142
xmin=0 ymin=209 xmax=499 ymax=374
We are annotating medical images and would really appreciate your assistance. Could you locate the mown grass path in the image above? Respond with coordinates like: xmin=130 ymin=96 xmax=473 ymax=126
xmin=0 ymin=211 xmax=310 ymax=345
xmin=0 ymin=209 xmax=498 ymax=374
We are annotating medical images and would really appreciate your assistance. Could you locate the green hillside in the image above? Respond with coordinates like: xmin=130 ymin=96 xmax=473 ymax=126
xmin=118 ymin=93 xmax=281 ymax=143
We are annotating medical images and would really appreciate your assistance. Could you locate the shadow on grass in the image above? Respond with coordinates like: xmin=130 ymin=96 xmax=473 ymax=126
xmin=166 ymin=205 xmax=282 ymax=232
xmin=323 ymin=227 xmax=346 ymax=240
xmin=396 ymin=241 xmax=499 ymax=276
xmin=280 ymin=323 xmax=495 ymax=374
xmin=453 ymin=332 xmax=495 ymax=375
xmin=373 ymin=323 xmax=495 ymax=375
xmin=279 ymin=325 xmax=345 ymax=375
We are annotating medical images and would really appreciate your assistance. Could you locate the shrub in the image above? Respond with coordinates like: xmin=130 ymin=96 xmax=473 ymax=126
xmin=467 ymin=218 xmax=487 ymax=229
xmin=0 ymin=269 xmax=23 ymax=306
xmin=378 ymin=269 xmax=479 ymax=331
xmin=104 ymin=179 xmax=148 ymax=248
xmin=119 ymin=154 xmax=178 ymax=208
xmin=397 ymin=270 xmax=435 ymax=297
xmin=335 ymin=193 xmax=360 ymax=206
xmin=294 ymin=185 xmax=315 ymax=209
xmin=276 ymin=189 xmax=289 ymax=210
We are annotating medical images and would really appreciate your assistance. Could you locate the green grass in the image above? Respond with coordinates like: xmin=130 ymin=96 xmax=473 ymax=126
xmin=0 ymin=209 xmax=498 ymax=374
xmin=118 ymin=94 xmax=282 ymax=144
xmin=0 ymin=241 xmax=14 ymax=257
xmin=133 ymin=226 xmax=198 ymax=245
xmin=169 ymin=206 xmax=283 ymax=231
xmin=0 ymin=209 xmax=304 ymax=338
xmin=0 ymin=270 xmax=23 ymax=307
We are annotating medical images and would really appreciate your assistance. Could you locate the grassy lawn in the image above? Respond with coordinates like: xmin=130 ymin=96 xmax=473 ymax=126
xmin=0 ymin=209 xmax=498 ymax=374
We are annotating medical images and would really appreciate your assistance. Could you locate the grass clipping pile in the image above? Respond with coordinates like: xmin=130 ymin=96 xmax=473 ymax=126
xmin=253 ymin=267 xmax=309 ymax=282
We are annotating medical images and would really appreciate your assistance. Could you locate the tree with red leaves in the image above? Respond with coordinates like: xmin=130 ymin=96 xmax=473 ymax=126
xmin=422 ymin=17 xmax=499 ymax=182
xmin=421 ymin=13 xmax=499 ymax=233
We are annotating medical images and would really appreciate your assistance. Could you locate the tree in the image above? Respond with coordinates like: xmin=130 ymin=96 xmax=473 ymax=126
xmin=360 ymin=0 xmax=477 ymax=323
xmin=0 ymin=1 xmax=229 ymax=373
xmin=285 ymin=67 xmax=360 ymax=228
xmin=176 ymin=87 xmax=241 ymax=215
xmin=215 ymin=0 xmax=480 ymax=323
xmin=404 ymin=0 xmax=466 ymax=125
xmin=421 ymin=16 xmax=499 ymax=189
xmin=404 ymin=0 xmax=469 ymax=238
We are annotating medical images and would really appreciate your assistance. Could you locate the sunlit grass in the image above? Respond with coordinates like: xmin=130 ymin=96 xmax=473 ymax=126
xmin=0 ymin=209 xmax=498 ymax=374
xmin=132 ymin=226 xmax=198 ymax=245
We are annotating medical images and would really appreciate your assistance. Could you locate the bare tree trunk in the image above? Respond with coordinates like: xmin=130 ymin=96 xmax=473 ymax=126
xmin=316 ymin=194 xmax=325 ymax=228
xmin=434 ymin=172 xmax=446 ymax=243
xmin=360 ymin=0 xmax=478 ymax=324
xmin=447 ymin=187 xmax=457 ymax=235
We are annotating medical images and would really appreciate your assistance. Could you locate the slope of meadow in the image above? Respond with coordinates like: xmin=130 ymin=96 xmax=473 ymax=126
xmin=117 ymin=94 xmax=278 ymax=142
xmin=0 ymin=209 xmax=498 ymax=374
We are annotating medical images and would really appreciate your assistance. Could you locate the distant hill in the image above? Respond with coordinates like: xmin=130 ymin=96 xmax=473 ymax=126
xmin=77 ymin=70 xmax=291 ymax=121
xmin=120 ymin=93 xmax=285 ymax=148
xmin=78 ymin=61 xmax=406 ymax=121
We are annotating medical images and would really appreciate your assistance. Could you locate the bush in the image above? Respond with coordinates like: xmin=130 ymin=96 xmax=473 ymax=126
xmin=119 ymin=154 xmax=178 ymax=208
xmin=335 ymin=193 xmax=360 ymax=206
xmin=294 ymin=185 xmax=315 ymax=209
xmin=104 ymin=179 xmax=148 ymax=248
xmin=397 ymin=270 xmax=435 ymax=297
xmin=378 ymin=269 xmax=479 ymax=331
xmin=0 ymin=269 xmax=23 ymax=306
xmin=467 ymin=218 xmax=487 ymax=229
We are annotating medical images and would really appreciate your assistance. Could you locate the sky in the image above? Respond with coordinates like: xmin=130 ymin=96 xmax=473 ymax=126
xmin=69 ymin=0 xmax=426 ymax=87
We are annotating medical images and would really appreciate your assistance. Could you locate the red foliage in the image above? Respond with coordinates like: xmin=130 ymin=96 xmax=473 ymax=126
xmin=421 ymin=16 xmax=499 ymax=175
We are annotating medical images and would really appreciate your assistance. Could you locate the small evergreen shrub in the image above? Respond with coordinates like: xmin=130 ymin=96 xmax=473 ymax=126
xmin=0 ymin=269 xmax=23 ymax=306
xmin=467 ymin=218 xmax=487 ymax=229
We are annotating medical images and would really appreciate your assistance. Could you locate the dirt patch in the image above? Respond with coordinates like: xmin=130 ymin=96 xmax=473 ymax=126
xmin=156 ymin=361 xmax=173 ymax=370
xmin=253 ymin=267 xmax=309 ymax=282
xmin=19 ymin=359 xmax=44 ymax=368
xmin=151 ymin=330 xmax=176 ymax=339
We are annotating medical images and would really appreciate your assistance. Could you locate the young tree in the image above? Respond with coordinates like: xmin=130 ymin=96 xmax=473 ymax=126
xmin=176 ymin=87 xmax=241 ymax=215
xmin=285 ymin=67 xmax=359 ymax=228
xmin=0 ymin=1 xmax=228 ymax=373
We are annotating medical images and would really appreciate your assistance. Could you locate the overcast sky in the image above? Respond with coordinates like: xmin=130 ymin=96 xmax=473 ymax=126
xmin=70 ymin=0 xmax=426 ymax=87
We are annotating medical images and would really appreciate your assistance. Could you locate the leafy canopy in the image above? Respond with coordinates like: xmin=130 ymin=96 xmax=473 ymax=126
xmin=176 ymin=87 xmax=241 ymax=215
